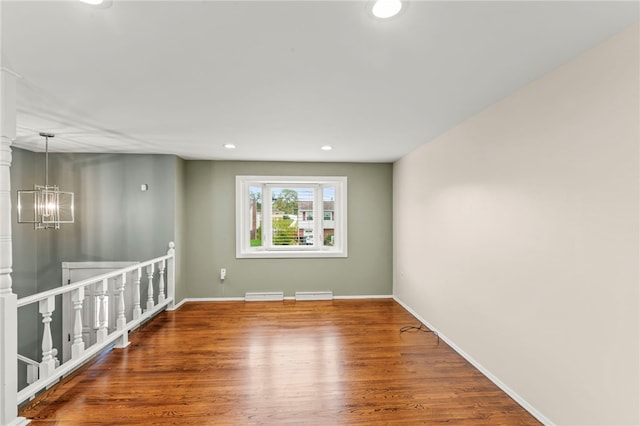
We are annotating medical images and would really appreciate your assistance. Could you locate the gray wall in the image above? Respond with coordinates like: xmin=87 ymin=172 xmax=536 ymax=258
xmin=28 ymin=152 xmax=178 ymax=299
xmin=184 ymin=161 xmax=393 ymax=298
xmin=11 ymin=149 xmax=180 ymax=389
xmin=49 ymin=152 xmax=177 ymax=266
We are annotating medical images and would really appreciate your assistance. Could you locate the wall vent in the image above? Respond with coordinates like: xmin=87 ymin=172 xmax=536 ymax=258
xmin=295 ymin=291 xmax=334 ymax=301
xmin=245 ymin=292 xmax=284 ymax=302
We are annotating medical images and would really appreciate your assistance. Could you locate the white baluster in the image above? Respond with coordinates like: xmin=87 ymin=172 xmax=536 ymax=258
xmin=146 ymin=264 xmax=155 ymax=312
xmin=71 ymin=287 xmax=85 ymax=359
xmin=117 ymin=272 xmax=126 ymax=330
xmin=26 ymin=365 xmax=38 ymax=385
xmin=96 ymin=279 xmax=108 ymax=343
xmin=52 ymin=349 xmax=60 ymax=368
xmin=158 ymin=260 xmax=166 ymax=304
xmin=116 ymin=272 xmax=129 ymax=348
xmin=39 ymin=296 xmax=56 ymax=379
xmin=133 ymin=268 xmax=142 ymax=320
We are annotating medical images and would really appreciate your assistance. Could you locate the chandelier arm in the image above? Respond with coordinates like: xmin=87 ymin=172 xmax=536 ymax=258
xmin=45 ymin=135 xmax=49 ymax=188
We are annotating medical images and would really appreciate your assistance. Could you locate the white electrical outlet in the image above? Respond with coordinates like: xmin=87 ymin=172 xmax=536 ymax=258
xmin=220 ymin=268 xmax=226 ymax=280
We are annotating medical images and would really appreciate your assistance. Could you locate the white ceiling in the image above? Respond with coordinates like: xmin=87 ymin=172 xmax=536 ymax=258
xmin=1 ymin=1 xmax=638 ymax=162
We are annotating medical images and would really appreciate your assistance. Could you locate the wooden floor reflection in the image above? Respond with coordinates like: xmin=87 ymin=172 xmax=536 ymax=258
xmin=20 ymin=299 xmax=540 ymax=425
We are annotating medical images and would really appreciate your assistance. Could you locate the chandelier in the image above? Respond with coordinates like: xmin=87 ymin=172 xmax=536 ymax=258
xmin=17 ymin=133 xmax=75 ymax=230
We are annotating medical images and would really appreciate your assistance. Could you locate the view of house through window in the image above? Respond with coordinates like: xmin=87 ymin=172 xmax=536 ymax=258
xmin=249 ymin=186 xmax=262 ymax=247
xmin=238 ymin=176 xmax=347 ymax=258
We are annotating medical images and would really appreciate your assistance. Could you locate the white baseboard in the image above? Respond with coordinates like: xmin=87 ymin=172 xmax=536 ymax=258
xmin=173 ymin=297 xmax=244 ymax=309
xmin=334 ymin=294 xmax=393 ymax=300
xmin=392 ymin=295 xmax=553 ymax=426
xmin=174 ymin=294 xmax=393 ymax=309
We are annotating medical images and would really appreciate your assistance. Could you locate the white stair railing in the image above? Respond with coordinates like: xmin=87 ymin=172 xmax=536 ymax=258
xmin=8 ymin=241 xmax=176 ymax=413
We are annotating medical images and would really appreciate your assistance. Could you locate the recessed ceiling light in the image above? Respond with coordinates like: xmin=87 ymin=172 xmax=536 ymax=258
xmin=321 ymin=145 xmax=333 ymax=151
xmin=372 ymin=0 xmax=402 ymax=18
xmin=224 ymin=144 xmax=236 ymax=149
xmin=80 ymin=0 xmax=104 ymax=5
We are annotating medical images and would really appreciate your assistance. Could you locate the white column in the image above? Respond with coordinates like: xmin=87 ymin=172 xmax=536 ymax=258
xmin=71 ymin=287 xmax=85 ymax=360
xmin=145 ymin=264 xmax=154 ymax=312
xmin=132 ymin=268 xmax=141 ymax=320
xmin=1 ymin=66 xmax=27 ymax=425
xmin=39 ymin=297 xmax=56 ymax=380
xmin=166 ymin=242 xmax=176 ymax=310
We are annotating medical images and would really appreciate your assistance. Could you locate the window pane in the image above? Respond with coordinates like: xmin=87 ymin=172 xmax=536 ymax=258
xmin=236 ymin=175 xmax=346 ymax=258
xmin=271 ymin=187 xmax=313 ymax=246
xmin=297 ymin=188 xmax=314 ymax=246
xmin=323 ymin=186 xmax=335 ymax=247
xmin=249 ymin=186 xmax=262 ymax=247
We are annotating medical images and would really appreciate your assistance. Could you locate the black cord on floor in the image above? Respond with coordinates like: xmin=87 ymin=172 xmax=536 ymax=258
xmin=400 ymin=323 xmax=440 ymax=344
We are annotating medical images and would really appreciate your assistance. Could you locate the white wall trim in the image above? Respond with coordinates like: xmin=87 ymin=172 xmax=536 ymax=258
xmin=334 ymin=294 xmax=393 ymax=300
xmin=173 ymin=297 xmax=245 ymax=309
xmin=174 ymin=295 xmax=393 ymax=309
xmin=393 ymin=295 xmax=553 ymax=426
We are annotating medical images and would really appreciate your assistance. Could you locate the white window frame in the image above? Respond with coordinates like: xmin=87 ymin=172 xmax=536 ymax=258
xmin=236 ymin=175 xmax=348 ymax=258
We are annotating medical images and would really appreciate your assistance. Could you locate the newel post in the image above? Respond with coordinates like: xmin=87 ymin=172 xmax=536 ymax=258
xmin=1 ymin=67 xmax=27 ymax=425
xmin=166 ymin=242 xmax=175 ymax=310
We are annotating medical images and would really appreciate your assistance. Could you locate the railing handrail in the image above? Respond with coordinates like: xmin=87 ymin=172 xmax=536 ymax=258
xmin=17 ymin=253 xmax=173 ymax=308
xmin=17 ymin=354 xmax=38 ymax=367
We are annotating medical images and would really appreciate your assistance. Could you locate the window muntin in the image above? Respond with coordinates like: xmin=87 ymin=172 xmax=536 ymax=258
xmin=236 ymin=176 xmax=347 ymax=258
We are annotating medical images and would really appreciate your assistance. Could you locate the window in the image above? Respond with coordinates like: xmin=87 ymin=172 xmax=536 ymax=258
xmin=236 ymin=176 xmax=347 ymax=258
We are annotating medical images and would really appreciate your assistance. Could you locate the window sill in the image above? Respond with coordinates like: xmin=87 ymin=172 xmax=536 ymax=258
xmin=236 ymin=249 xmax=348 ymax=259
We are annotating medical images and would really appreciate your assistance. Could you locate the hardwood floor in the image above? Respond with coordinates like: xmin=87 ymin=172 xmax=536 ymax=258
xmin=20 ymin=299 xmax=540 ymax=425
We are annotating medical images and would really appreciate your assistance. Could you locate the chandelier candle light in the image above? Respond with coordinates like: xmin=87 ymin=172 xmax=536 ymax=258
xmin=17 ymin=132 xmax=75 ymax=230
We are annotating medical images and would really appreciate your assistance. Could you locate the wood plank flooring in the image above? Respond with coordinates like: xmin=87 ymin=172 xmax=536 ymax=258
xmin=20 ymin=299 xmax=540 ymax=425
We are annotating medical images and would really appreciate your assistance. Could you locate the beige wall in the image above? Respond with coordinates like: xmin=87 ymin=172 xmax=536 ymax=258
xmin=184 ymin=161 xmax=393 ymax=299
xmin=393 ymin=24 xmax=639 ymax=425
